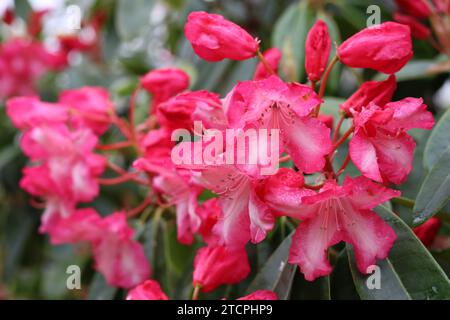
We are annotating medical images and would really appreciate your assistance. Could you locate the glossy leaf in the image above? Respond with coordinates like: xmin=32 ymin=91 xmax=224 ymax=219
xmin=424 ymin=110 xmax=450 ymax=170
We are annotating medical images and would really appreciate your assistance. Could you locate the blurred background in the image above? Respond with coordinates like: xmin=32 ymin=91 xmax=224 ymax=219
xmin=0 ymin=0 xmax=449 ymax=299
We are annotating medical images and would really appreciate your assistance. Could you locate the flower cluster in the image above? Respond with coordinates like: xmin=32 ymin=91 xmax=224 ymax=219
xmin=6 ymin=10 xmax=436 ymax=299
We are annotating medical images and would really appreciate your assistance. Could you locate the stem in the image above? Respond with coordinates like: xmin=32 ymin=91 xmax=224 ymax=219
xmin=278 ymin=155 xmax=291 ymax=163
xmin=332 ymin=114 xmax=345 ymax=144
xmin=315 ymin=55 xmax=339 ymax=116
xmin=192 ymin=284 xmax=201 ymax=300
xmin=391 ymin=197 xmax=415 ymax=209
xmin=127 ymin=195 xmax=154 ymax=218
xmin=129 ymin=84 xmax=141 ymax=135
xmin=336 ymin=153 xmax=351 ymax=176
xmin=257 ymin=50 xmax=276 ymax=75
xmin=319 ymin=56 xmax=339 ymax=98
xmin=331 ymin=126 xmax=354 ymax=154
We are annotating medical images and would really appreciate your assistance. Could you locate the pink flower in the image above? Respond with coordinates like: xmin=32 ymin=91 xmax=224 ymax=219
xmin=305 ymin=20 xmax=332 ymax=82
xmin=394 ymin=13 xmax=431 ymax=40
xmin=238 ymin=290 xmax=278 ymax=300
xmin=349 ymin=98 xmax=434 ymax=184
xmin=140 ymin=68 xmax=190 ymax=112
xmin=184 ymin=11 xmax=259 ymax=62
xmin=395 ymin=0 xmax=431 ymax=19
xmin=196 ymin=198 xmax=221 ymax=245
xmin=20 ymin=125 xmax=105 ymax=200
xmin=253 ymin=48 xmax=282 ymax=80
xmin=59 ymin=87 xmax=113 ymax=135
xmin=193 ymin=245 xmax=250 ymax=292
xmin=318 ymin=114 xmax=334 ymax=129
xmin=92 ymin=212 xmax=151 ymax=289
xmin=338 ymin=22 xmax=413 ymax=74
xmin=339 ymin=75 xmax=397 ymax=115
xmin=225 ymin=76 xmax=331 ymax=173
xmin=0 ymin=38 xmax=66 ymax=99
xmin=47 ymin=208 xmax=103 ymax=245
xmin=126 ymin=280 xmax=169 ymax=300
xmin=134 ymin=158 xmax=202 ymax=245
xmin=414 ymin=217 xmax=441 ymax=247
xmin=6 ymin=96 xmax=68 ymax=129
xmin=288 ymin=176 xmax=400 ymax=281
xmin=157 ymin=90 xmax=224 ymax=131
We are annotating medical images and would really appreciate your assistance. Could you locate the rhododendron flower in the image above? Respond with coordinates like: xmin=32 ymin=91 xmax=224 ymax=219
xmin=338 ymin=22 xmax=413 ymax=74
xmin=20 ymin=125 xmax=105 ymax=199
xmin=59 ymin=87 xmax=113 ymax=135
xmin=395 ymin=0 xmax=431 ymax=19
xmin=92 ymin=212 xmax=151 ymax=288
xmin=288 ymin=176 xmax=400 ymax=281
xmin=305 ymin=19 xmax=332 ymax=82
xmin=184 ymin=11 xmax=259 ymax=62
xmin=238 ymin=290 xmax=278 ymax=300
xmin=349 ymin=98 xmax=434 ymax=184
xmin=253 ymin=48 xmax=282 ymax=80
xmin=394 ymin=13 xmax=431 ymax=40
xmin=193 ymin=245 xmax=250 ymax=292
xmin=6 ymin=97 xmax=68 ymax=129
xmin=224 ymin=76 xmax=331 ymax=173
xmin=48 ymin=208 xmax=103 ymax=245
xmin=0 ymin=38 xmax=66 ymax=99
xmin=139 ymin=128 xmax=174 ymax=162
xmin=140 ymin=68 xmax=190 ymax=112
xmin=414 ymin=217 xmax=441 ymax=247
xmin=157 ymin=90 xmax=225 ymax=131
xmin=339 ymin=75 xmax=397 ymax=115
xmin=134 ymin=158 xmax=202 ymax=245
xmin=196 ymin=198 xmax=221 ymax=245
xmin=126 ymin=280 xmax=169 ymax=300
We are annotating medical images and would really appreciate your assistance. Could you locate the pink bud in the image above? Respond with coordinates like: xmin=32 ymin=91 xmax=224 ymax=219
xmin=140 ymin=68 xmax=190 ymax=102
xmin=413 ymin=217 xmax=441 ymax=247
xmin=394 ymin=13 xmax=431 ymax=40
xmin=126 ymin=280 xmax=169 ymax=300
xmin=338 ymin=22 xmax=413 ymax=74
xmin=184 ymin=11 xmax=259 ymax=62
xmin=395 ymin=0 xmax=431 ymax=19
xmin=193 ymin=245 xmax=250 ymax=292
xmin=305 ymin=20 xmax=332 ymax=82
xmin=340 ymin=75 xmax=397 ymax=114
xmin=253 ymin=47 xmax=282 ymax=80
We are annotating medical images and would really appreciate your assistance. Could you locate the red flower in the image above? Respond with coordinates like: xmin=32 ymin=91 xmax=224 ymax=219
xmin=184 ymin=11 xmax=259 ymax=62
xmin=338 ymin=22 xmax=413 ymax=74
xmin=288 ymin=177 xmax=399 ymax=281
xmin=140 ymin=68 xmax=190 ymax=112
xmin=340 ymin=75 xmax=397 ymax=115
xmin=414 ymin=217 xmax=441 ymax=247
xmin=305 ymin=20 xmax=332 ymax=82
xmin=126 ymin=280 xmax=169 ymax=300
xmin=349 ymin=99 xmax=434 ymax=184
xmin=394 ymin=0 xmax=431 ymax=19
xmin=253 ymin=47 xmax=282 ymax=80
xmin=193 ymin=245 xmax=250 ymax=292
xmin=238 ymin=290 xmax=278 ymax=300
xmin=394 ymin=13 xmax=431 ymax=40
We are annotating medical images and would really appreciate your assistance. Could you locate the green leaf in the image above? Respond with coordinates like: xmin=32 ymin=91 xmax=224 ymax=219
xmin=330 ymin=250 xmax=359 ymax=300
xmin=163 ymin=221 xmax=196 ymax=276
xmin=87 ymin=273 xmax=117 ymax=300
xmin=350 ymin=205 xmax=450 ymax=299
xmin=413 ymin=148 xmax=450 ymax=225
xmin=374 ymin=59 xmax=441 ymax=82
xmin=424 ymin=110 xmax=450 ymax=170
xmin=347 ymin=245 xmax=411 ymax=300
xmin=290 ymin=272 xmax=330 ymax=300
xmin=246 ymin=232 xmax=296 ymax=300
xmin=272 ymin=1 xmax=315 ymax=82
xmin=115 ymin=0 xmax=155 ymax=40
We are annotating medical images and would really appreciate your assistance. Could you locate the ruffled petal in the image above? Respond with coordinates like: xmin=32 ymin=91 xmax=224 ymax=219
xmin=349 ymin=130 xmax=383 ymax=182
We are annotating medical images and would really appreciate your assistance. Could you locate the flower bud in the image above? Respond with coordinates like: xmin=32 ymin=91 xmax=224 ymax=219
xmin=340 ymin=75 xmax=397 ymax=114
xmin=305 ymin=20 xmax=332 ymax=82
xmin=413 ymin=217 xmax=441 ymax=247
xmin=140 ymin=68 xmax=189 ymax=104
xmin=184 ymin=11 xmax=259 ymax=62
xmin=394 ymin=13 xmax=431 ymax=40
xmin=395 ymin=0 xmax=431 ymax=19
xmin=126 ymin=280 xmax=169 ymax=300
xmin=193 ymin=245 xmax=250 ymax=292
xmin=338 ymin=22 xmax=413 ymax=74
